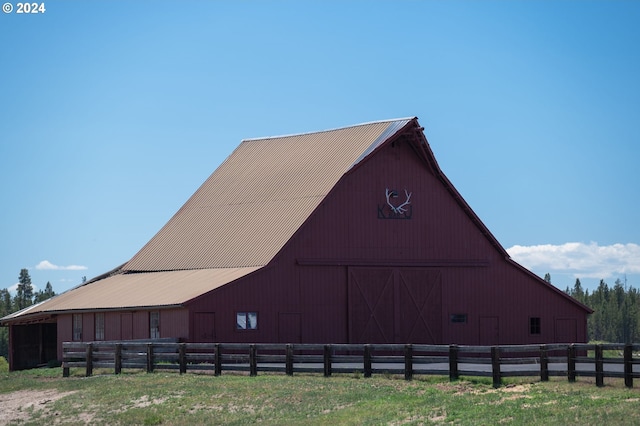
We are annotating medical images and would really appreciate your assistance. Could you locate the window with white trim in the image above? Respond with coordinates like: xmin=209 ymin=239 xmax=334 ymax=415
xmin=236 ymin=312 xmax=258 ymax=330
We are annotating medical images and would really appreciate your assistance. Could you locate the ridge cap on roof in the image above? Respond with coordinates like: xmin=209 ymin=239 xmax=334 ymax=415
xmin=122 ymin=265 xmax=266 ymax=274
xmin=241 ymin=117 xmax=417 ymax=142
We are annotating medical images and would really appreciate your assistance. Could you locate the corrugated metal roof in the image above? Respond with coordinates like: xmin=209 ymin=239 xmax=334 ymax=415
xmin=125 ymin=118 xmax=415 ymax=271
xmin=1 ymin=118 xmax=417 ymax=323
xmin=2 ymin=268 xmax=259 ymax=319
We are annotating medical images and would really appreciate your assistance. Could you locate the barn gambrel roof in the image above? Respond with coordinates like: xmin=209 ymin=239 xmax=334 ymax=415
xmin=124 ymin=118 xmax=415 ymax=271
xmin=1 ymin=117 xmax=591 ymax=323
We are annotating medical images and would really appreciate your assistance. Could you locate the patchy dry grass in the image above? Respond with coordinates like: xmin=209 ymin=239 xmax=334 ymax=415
xmin=0 ymin=367 xmax=639 ymax=425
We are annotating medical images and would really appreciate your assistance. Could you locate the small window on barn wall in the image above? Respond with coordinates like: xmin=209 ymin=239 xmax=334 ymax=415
xmin=530 ymin=317 xmax=541 ymax=335
xmin=95 ymin=312 xmax=105 ymax=341
xmin=72 ymin=313 xmax=82 ymax=341
xmin=236 ymin=312 xmax=258 ymax=330
xmin=450 ymin=314 xmax=467 ymax=324
xmin=150 ymin=311 xmax=160 ymax=339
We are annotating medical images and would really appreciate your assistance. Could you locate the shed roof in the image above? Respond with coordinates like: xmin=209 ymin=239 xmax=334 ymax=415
xmin=1 ymin=268 xmax=260 ymax=320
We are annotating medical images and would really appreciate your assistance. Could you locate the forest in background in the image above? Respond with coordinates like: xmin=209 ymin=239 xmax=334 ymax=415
xmin=562 ymin=276 xmax=640 ymax=343
xmin=0 ymin=270 xmax=639 ymax=360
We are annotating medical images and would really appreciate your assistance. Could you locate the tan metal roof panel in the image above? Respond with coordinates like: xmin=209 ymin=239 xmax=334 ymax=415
xmin=125 ymin=118 xmax=414 ymax=271
xmin=2 ymin=268 xmax=259 ymax=319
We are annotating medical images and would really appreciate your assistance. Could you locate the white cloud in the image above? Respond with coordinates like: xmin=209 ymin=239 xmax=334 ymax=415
xmin=507 ymin=242 xmax=640 ymax=280
xmin=6 ymin=282 xmax=41 ymax=295
xmin=35 ymin=260 xmax=88 ymax=271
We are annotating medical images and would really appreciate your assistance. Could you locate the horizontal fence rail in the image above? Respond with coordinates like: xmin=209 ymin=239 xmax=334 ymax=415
xmin=61 ymin=341 xmax=640 ymax=389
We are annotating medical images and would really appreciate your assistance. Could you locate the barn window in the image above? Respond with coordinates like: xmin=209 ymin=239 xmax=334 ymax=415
xmin=236 ymin=312 xmax=258 ymax=330
xmin=530 ymin=317 xmax=541 ymax=335
xmin=72 ymin=314 xmax=82 ymax=341
xmin=95 ymin=313 xmax=105 ymax=341
xmin=450 ymin=314 xmax=467 ymax=324
xmin=150 ymin=311 xmax=160 ymax=339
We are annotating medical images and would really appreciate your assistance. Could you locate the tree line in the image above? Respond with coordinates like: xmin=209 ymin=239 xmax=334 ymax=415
xmin=563 ymin=276 xmax=640 ymax=343
xmin=0 ymin=268 xmax=57 ymax=359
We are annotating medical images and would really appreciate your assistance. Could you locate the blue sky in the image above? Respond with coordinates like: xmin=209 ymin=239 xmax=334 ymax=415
xmin=1 ymin=1 xmax=639 ymax=295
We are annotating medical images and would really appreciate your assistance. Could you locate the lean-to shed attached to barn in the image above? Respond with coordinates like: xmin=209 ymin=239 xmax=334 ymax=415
xmin=1 ymin=117 xmax=591 ymax=370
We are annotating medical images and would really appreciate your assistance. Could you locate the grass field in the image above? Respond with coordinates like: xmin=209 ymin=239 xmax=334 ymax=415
xmin=1 ymin=362 xmax=639 ymax=425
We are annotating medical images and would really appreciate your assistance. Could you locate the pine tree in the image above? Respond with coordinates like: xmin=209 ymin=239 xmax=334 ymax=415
xmin=0 ymin=288 xmax=13 ymax=359
xmin=15 ymin=268 xmax=34 ymax=310
xmin=34 ymin=281 xmax=56 ymax=303
xmin=0 ymin=289 xmax=11 ymax=317
xmin=572 ymin=278 xmax=585 ymax=302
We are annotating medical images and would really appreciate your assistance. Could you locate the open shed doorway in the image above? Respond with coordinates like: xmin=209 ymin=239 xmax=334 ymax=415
xmin=9 ymin=323 xmax=57 ymax=370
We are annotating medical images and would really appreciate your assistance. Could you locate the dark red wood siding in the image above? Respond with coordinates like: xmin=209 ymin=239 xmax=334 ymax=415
xmin=186 ymin=134 xmax=588 ymax=345
xmin=83 ymin=313 xmax=95 ymax=342
xmin=56 ymin=316 xmax=72 ymax=360
xmin=55 ymin=308 xmax=190 ymax=347
xmin=160 ymin=309 xmax=189 ymax=340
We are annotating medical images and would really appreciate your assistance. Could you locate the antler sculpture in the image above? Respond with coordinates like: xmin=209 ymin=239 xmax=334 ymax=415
xmin=385 ymin=188 xmax=412 ymax=214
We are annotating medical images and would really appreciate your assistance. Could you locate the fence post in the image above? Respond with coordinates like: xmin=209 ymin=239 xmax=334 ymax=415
xmin=62 ymin=343 xmax=69 ymax=377
xmin=179 ymin=343 xmax=187 ymax=374
xmin=363 ymin=345 xmax=372 ymax=378
xmin=624 ymin=344 xmax=633 ymax=388
xmin=323 ymin=344 xmax=332 ymax=377
xmin=214 ymin=344 xmax=221 ymax=376
xmin=249 ymin=344 xmax=257 ymax=377
xmin=540 ymin=345 xmax=549 ymax=382
xmin=115 ymin=343 xmax=122 ymax=375
xmin=146 ymin=343 xmax=154 ymax=373
xmin=491 ymin=346 xmax=501 ymax=388
xmin=595 ymin=344 xmax=604 ymax=387
xmin=285 ymin=344 xmax=293 ymax=376
xmin=449 ymin=344 xmax=459 ymax=381
xmin=404 ymin=344 xmax=413 ymax=381
xmin=567 ymin=344 xmax=576 ymax=383
xmin=85 ymin=343 xmax=93 ymax=377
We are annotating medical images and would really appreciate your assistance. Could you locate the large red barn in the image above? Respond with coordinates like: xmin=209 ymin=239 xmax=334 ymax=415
xmin=1 ymin=117 xmax=591 ymax=370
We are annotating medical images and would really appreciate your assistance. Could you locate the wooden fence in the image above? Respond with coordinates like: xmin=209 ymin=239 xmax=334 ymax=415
xmin=62 ymin=341 xmax=640 ymax=389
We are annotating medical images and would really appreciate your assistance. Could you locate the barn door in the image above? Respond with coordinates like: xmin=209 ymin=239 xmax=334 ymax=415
xmin=193 ymin=312 xmax=216 ymax=342
xmin=348 ymin=268 xmax=395 ymax=343
xmin=348 ymin=267 xmax=442 ymax=344
xmin=397 ymin=269 xmax=442 ymax=343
